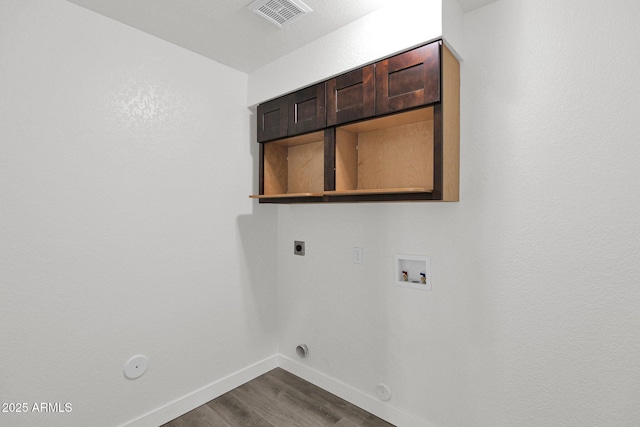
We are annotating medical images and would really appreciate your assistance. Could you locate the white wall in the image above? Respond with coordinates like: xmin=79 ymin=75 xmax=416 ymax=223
xmin=0 ymin=1 xmax=277 ymax=426
xmin=442 ymin=0 xmax=464 ymax=59
xmin=4 ymin=1 xmax=639 ymax=426
xmin=275 ymin=1 xmax=640 ymax=426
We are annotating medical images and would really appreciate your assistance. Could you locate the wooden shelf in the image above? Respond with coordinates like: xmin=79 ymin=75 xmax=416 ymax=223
xmin=252 ymin=188 xmax=432 ymax=198
xmin=250 ymin=193 xmax=323 ymax=199
xmin=324 ymin=188 xmax=432 ymax=196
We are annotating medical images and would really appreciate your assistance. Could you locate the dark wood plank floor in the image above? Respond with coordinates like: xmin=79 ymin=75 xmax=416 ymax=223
xmin=161 ymin=368 xmax=395 ymax=427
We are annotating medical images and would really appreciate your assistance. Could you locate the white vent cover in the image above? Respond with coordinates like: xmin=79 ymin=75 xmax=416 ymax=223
xmin=248 ymin=0 xmax=312 ymax=27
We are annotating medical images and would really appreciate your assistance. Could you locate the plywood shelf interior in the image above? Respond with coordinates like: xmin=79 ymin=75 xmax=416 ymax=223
xmin=249 ymin=192 xmax=323 ymax=199
xmin=261 ymin=130 xmax=324 ymax=197
xmin=324 ymin=187 xmax=432 ymax=196
xmin=335 ymin=107 xmax=435 ymax=194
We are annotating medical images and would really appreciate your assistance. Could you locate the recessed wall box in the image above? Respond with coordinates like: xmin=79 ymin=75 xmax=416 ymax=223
xmin=394 ymin=254 xmax=431 ymax=290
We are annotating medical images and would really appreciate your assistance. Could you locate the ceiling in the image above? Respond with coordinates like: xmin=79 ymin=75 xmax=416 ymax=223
xmin=67 ymin=0 xmax=497 ymax=73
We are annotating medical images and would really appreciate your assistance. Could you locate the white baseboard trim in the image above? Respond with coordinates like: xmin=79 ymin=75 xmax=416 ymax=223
xmin=123 ymin=355 xmax=278 ymax=427
xmin=123 ymin=354 xmax=432 ymax=427
xmin=277 ymin=355 xmax=434 ymax=427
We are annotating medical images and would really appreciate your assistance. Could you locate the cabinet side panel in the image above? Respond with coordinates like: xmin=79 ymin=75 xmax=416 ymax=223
xmin=357 ymin=121 xmax=433 ymax=190
xmin=264 ymin=143 xmax=289 ymax=194
xmin=259 ymin=143 xmax=265 ymax=194
xmin=335 ymin=128 xmax=359 ymax=191
xmin=442 ymin=45 xmax=460 ymax=201
xmin=326 ymin=78 xmax=338 ymax=126
xmin=324 ymin=128 xmax=336 ymax=191
xmin=288 ymin=140 xmax=324 ymax=193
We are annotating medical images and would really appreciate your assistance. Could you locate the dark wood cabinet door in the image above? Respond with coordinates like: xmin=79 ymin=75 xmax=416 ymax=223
xmin=287 ymin=83 xmax=326 ymax=136
xmin=327 ymin=65 xmax=375 ymax=126
xmin=257 ymin=96 xmax=288 ymax=142
xmin=375 ymin=42 xmax=441 ymax=115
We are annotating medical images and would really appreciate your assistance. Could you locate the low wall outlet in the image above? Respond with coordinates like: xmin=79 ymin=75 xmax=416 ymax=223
xmin=375 ymin=383 xmax=392 ymax=401
xmin=123 ymin=355 xmax=149 ymax=380
xmin=294 ymin=241 xmax=305 ymax=256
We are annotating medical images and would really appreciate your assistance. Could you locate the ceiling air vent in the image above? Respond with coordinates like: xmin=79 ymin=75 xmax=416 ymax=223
xmin=248 ymin=0 xmax=313 ymax=28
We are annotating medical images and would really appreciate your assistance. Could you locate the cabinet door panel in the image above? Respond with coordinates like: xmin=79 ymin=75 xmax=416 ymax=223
xmin=257 ymin=96 xmax=288 ymax=142
xmin=327 ymin=65 xmax=375 ymax=126
xmin=376 ymin=42 xmax=440 ymax=115
xmin=288 ymin=83 xmax=326 ymax=136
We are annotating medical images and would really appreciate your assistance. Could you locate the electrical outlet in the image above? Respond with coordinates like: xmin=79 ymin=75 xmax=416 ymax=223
xmin=294 ymin=241 xmax=305 ymax=256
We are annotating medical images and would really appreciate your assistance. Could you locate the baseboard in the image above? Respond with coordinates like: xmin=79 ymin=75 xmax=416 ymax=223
xmin=123 ymin=354 xmax=433 ymax=427
xmin=277 ymin=355 xmax=434 ymax=427
xmin=123 ymin=355 xmax=278 ymax=427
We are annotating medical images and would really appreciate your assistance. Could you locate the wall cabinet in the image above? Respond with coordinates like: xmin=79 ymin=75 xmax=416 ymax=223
xmin=256 ymin=95 xmax=288 ymax=143
xmin=375 ymin=42 xmax=440 ymax=115
xmin=251 ymin=39 xmax=459 ymax=203
xmin=287 ymin=83 xmax=326 ymax=137
xmin=327 ymin=64 xmax=375 ymax=126
xmin=257 ymin=83 xmax=326 ymax=143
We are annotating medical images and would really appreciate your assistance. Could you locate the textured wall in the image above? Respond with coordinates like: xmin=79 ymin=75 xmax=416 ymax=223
xmin=459 ymin=1 xmax=640 ymax=424
xmin=0 ymin=1 xmax=277 ymax=426
xmin=275 ymin=0 xmax=640 ymax=426
xmin=3 ymin=0 xmax=639 ymax=426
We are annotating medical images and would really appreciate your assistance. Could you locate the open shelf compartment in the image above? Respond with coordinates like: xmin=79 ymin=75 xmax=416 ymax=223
xmin=252 ymin=130 xmax=325 ymax=199
xmin=328 ymin=107 xmax=435 ymax=196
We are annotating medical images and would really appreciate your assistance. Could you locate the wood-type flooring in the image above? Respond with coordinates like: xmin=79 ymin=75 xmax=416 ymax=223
xmin=162 ymin=368 xmax=395 ymax=427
